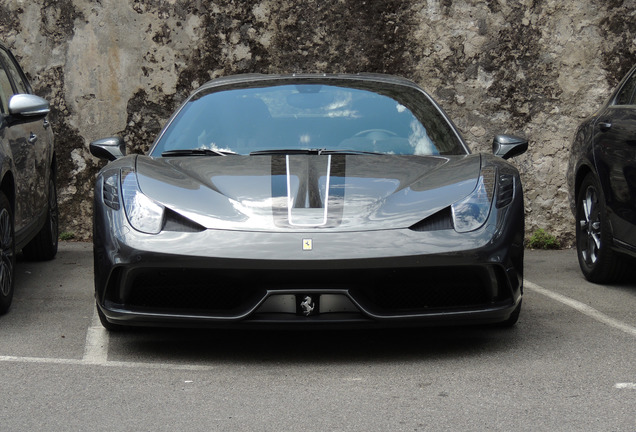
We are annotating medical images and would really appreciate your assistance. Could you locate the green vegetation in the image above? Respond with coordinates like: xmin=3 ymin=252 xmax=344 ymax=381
xmin=527 ymin=228 xmax=560 ymax=249
xmin=59 ymin=232 xmax=76 ymax=241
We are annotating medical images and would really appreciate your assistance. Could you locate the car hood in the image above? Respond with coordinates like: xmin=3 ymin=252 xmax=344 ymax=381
xmin=135 ymin=154 xmax=481 ymax=231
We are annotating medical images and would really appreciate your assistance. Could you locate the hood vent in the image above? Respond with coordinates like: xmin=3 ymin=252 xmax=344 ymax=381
xmin=409 ymin=207 xmax=453 ymax=232
xmin=163 ymin=208 xmax=206 ymax=232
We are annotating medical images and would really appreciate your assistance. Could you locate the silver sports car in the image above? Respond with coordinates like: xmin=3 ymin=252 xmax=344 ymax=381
xmin=90 ymin=73 xmax=527 ymax=330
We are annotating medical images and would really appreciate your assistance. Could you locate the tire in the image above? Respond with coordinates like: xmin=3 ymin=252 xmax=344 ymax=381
xmin=0 ymin=193 xmax=16 ymax=315
xmin=22 ymin=175 xmax=58 ymax=261
xmin=575 ymin=172 xmax=629 ymax=283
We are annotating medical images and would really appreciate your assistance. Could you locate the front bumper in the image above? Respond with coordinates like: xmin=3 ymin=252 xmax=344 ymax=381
xmin=94 ymin=210 xmax=524 ymax=328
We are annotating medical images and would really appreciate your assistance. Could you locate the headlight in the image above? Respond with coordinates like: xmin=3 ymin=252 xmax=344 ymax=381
xmin=451 ymin=167 xmax=495 ymax=233
xmin=121 ymin=168 xmax=165 ymax=234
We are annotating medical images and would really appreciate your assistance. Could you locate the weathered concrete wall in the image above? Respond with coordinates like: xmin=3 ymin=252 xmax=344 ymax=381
xmin=1 ymin=0 xmax=635 ymax=243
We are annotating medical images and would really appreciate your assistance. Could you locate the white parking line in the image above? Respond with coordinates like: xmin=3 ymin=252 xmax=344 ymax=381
xmin=614 ymin=383 xmax=636 ymax=390
xmin=3 ymin=280 xmax=634 ymax=369
xmin=0 ymin=354 xmax=213 ymax=370
xmin=525 ymin=280 xmax=636 ymax=338
xmin=82 ymin=307 xmax=109 ymax=364
xmin=0 ymin=306 xmax=215 ymax=371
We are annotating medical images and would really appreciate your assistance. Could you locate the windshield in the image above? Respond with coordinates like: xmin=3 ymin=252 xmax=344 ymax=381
xmin=150 ymin=81 xmax=466 ymax=157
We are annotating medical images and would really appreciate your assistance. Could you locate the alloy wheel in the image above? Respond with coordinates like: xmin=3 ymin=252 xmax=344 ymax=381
xmin=579 ymin=184 xmax=601 ymax=266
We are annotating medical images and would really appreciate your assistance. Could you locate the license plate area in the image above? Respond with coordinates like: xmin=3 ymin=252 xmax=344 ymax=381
xmin=256 ymin=293 xmax=359 ymax=315
xmin=296 ymin=294 xmax=320 ymax=316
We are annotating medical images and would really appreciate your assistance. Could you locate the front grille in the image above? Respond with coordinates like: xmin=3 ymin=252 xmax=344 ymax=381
xmin=349 ymin=266 xmax=508 ymax=315
xmin=106 ymin=264 xmax=510 ymax=318
xmin=115 ymin=269 xmax=265 ymax=316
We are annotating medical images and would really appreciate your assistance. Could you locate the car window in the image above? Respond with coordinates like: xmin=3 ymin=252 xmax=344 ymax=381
xmin=0 ymin=48 xmax=29 ymax=95
xmin=152 ymin=82 xmax=465 ymax=157
xmin=615 ymin=71 xmax=636 ymax=106
xmin=0 ymin=66 xmax=12 ymax=114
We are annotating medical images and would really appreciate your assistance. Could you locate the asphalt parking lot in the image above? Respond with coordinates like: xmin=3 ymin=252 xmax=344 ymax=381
xmin=1 ymin=242 xmax=635 ymax=431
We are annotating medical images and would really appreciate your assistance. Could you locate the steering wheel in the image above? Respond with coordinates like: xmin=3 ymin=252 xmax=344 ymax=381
xmin=353 ymin=129 xmax=398 ymax=139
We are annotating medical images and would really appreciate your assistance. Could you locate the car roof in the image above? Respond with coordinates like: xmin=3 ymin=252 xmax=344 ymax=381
xmin=198 ymin=73 xmax=422 ymax=92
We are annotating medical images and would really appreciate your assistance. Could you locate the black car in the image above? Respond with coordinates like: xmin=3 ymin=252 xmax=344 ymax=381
xmin=90 ymin=73 xmax=527 ymax=330
xmin=568 ymin=65 xmax=636 ymax=283
xmin=0 ymin=42 xmax=58 ymax=314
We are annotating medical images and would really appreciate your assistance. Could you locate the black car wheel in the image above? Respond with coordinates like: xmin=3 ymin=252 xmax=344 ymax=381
xmin=0 ymin=192 xmax=15 ymax=315
xmin=22 ymin=175 xmax=58 ymax=261
xmin=576 ymin=173 xmax=628 ymax=283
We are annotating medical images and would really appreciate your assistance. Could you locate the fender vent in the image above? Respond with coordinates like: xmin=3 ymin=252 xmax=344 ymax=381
xmin=496 ymin=174 xmax=514 ymax=208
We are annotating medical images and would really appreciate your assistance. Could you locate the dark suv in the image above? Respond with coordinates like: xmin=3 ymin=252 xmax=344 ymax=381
xmin=567 ymin=65 xmax=636 ymax=283
xmin=0 ymin=42 xmax=58 ymax=314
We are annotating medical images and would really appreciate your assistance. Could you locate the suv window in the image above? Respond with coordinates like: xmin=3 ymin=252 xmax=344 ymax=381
xmin=0 ymin=66 xmax=11 ymax=114
xmin=615 ymin=70 xmax=636 ymax=106
xmin=0 ymin=47 xmax=29 ymax=95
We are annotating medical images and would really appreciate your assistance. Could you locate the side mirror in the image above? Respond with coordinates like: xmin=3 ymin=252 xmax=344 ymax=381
xmin=90 ymin=137 xmax=126 ymax=161
xmin=8 ymin=94 xmax=50 ymax=117
xmin=492 ymin=134 xmax=528 ymax=160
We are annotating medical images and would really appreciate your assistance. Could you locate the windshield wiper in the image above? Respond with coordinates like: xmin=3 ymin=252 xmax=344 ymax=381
xmin=161 ymin=149 xmax=237 ymax=157
xmin=319 ymin=149 xmax=384 ymax=156
xmin=250 ymin=149 xmax=324 ymax=156
xmin=249 ymin=148 xmax=384 ymax=156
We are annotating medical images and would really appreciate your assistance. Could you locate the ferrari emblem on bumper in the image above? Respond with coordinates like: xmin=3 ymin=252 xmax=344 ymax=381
xmin=300 ymin=296 xmax=316 ymax=316
xmin=302 ymin=238 xmax=313 ymax=251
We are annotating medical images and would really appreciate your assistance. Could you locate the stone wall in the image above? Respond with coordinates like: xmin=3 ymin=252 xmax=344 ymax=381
xmin=1 ymin=0 xmax=635 ymax=243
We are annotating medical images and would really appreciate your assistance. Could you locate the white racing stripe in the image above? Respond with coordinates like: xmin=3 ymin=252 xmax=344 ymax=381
xmin=286 ymin=154 xmax=331 ymax=226
xmin=525 ymin=280 xmax=636 ymax=338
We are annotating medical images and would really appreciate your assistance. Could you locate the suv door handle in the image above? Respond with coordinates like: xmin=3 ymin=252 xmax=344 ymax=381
xmin=599 ymin=122 xmax=612 ymax=132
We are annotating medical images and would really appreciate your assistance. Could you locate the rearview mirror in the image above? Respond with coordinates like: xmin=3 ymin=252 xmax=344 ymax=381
xmin=492 ymin=135 xmax=528 ymax=160
xmin=90 ymin=137 xmax=126 ymax=161
xmin=8 ymin=94 xmax=50 ymax=117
